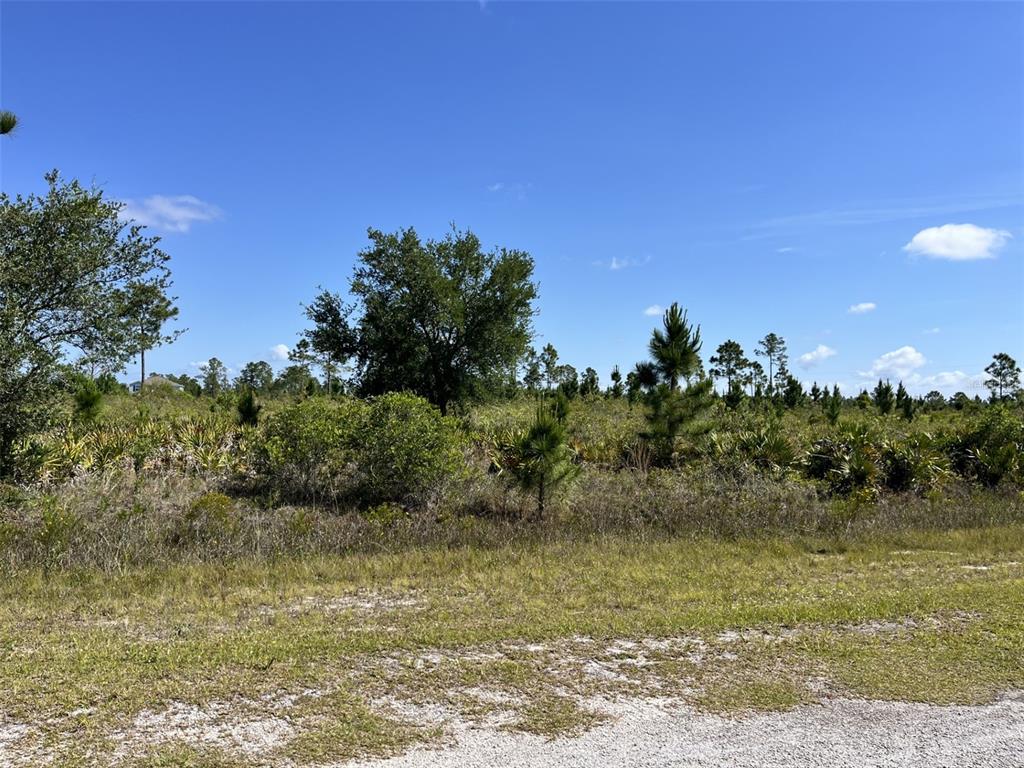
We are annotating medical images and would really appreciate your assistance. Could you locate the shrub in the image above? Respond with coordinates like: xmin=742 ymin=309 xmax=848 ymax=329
xmin=259 ymin=398 xmax=366 ymax=500
xmin=175 ymin=491 xmax=238 ymax=547
xmin=356 ymin=392 xmax=467 ymax=506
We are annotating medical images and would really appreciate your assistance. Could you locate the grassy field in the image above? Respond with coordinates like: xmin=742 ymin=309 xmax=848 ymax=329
xmin=2 ymin=524 xmax=1022 ymax=766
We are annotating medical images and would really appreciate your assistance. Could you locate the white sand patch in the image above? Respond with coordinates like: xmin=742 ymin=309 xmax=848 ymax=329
xmin=113 ymin=700 xmax=294 ymax=758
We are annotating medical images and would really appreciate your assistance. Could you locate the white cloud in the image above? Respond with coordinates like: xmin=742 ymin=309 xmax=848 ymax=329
xmin=776 ymin=246 xmax=795 ymax=253
xmin=487 ymin=182 xmax=505 ymax=192
xmin=862 ymin=346 xmax=926 ymax=379
xmin=643 ymin=305 xmax=663 ymax=317
xmin=906 ymin=370 xmax=985 ymax=392
xmin=923 ymin=327 xmax=941 ymax=335
xmin=797 ymin=344 xmax=837 ymax=368
xmin=119 ymin=195 xmax=222 ymax=233
xmin=903 ymin=223 xmax=1011 ymax=261
xmin=848 ymin=302 xmax=876 ymax=315
xmin=270 ymin=344 xmax=291 ymax=361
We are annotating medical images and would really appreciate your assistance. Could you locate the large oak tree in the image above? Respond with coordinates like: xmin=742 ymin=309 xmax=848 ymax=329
xmin=303 ymin=227 xmax=537 ymax=413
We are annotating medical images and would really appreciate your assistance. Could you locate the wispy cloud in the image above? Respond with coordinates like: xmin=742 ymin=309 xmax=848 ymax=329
xmin=776 ymin=246 xmax=795 ymax=253
xmin=119 ymin=195 xmax=222 ymax=233
xmin=601 ymin=254 xmax=651 ymax=271
xmin=643 ymin=305 xmax=663 ymax=317
xmin=923 ymin=327 xmax=941 ymax=335
xmin=903 ymin=223 xmax=1011 ymax=261
xmin=270 ymin=344 xmax=290 ymax=361
xmin=797 ymin=344 xmax=837 ymax=368
xmin=486 ymin=181 xmax=531 ymax=200
xmin=861 ymin=346 xmax=926 ymax=379
xmin=848 ymin=302 xmax=877 ymax=315
xmin=746 ymin=194 xmax=1021 ymax=239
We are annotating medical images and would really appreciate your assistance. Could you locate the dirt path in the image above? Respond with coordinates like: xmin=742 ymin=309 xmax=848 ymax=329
xmin=347 ymin=693 xmax=1024 ymax=768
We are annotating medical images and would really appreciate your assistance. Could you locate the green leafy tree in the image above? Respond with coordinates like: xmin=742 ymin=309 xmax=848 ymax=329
xmin=521 ymin=347 xmax=542 ymax=392
xmin=923 ymin=390 xmax=946 ymax=411
xmin=608 ymin=365 xmax=624 ymax=398
xmin=950 ymin=391 xmax=970 ymax=411
xmin=236 ymin=361 xmax=274 ymax=393
xmin=304 ymin=227 xmax=536 ymax=413
xmin=648 ymin=303 xmax=702 ymax=391
xmin=555 ymin=364 xmax=579 ymax=398
xmin=168 ymin=373 xmax=201 ymax=397
xmin=299 ymin=290 xmax=357 ymax=395
xmin=272 ymin=364 xmax=316 ymax=396
xmin=755 ymin=333 xmax=788 ymax=396
xmin=856 ymin=389 xmax=871 ymax=410
xmin=984 ymin=353 xmax=1021 ymax=400
xmin=709 ymin=339 xmax=750 ymax=392
xmin=0 ymin=171 xmax=174 ymax=477
xmin=872 ymin=379 xmax=895 ymax=415
xmin=124 ymin=282 xmax=181 ymax=392
xmin=579 ymin=367 xmax=600 ymax=398
xmin=95 ymin=371 xmax=124 ymax=394
xmin=199 ymin=357 xmax=229 ymax=396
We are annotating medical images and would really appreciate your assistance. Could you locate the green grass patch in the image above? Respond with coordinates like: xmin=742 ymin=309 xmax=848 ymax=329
xmin=1 ymin=526 xmax=1021 ymax=765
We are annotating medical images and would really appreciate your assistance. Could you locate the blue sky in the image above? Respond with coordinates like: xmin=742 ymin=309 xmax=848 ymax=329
xmin=2 ymin=1 xmax=1022 ymax=395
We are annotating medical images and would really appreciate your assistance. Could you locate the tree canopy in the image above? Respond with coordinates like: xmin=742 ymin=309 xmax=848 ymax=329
xmin=303 ymin=227 xmax=537 ymax=412
xmin=0 ymin=171 xmax=175 ymax=476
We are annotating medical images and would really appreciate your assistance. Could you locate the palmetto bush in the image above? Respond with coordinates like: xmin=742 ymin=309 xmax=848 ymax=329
xmin=735 ymin=423 xmax=798 ymax=475
xmin=946 ymin=406 xmax=1023 ymax=486
xmin=26 ymin=416 xmax=242 ymax=483
xmin=805 ymin=422 xmax=882 ymax=496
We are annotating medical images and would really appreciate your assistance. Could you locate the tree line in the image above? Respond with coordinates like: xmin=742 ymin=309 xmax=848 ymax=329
xmin=2 ymin=169 xmax=1021 ymax=478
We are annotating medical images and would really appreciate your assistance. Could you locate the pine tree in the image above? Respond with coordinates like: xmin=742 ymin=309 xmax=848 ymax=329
xmin=755 ymin=333 xmax=788 ymax=396
xmin=579 ymin=367 xmax=600 ymax=397
xmin=648 ymin=303 xmax=702 ymax=391
xmin=872 ymin=379 xmax=895 ymax=415
xmin=709 ymin=340 xmax=750 ymax=392
xmin=608 ymin=365 xmax=624 ymax=398
xmin=825 ymin=385 xmax=842 ymax=425
xmin=984 ymin=353 xmax=1021 ymax=400
xmin=236 ymin=387 xmax=262 ymax=426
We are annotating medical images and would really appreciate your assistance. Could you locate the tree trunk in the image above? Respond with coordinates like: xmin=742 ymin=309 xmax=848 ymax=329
xmin=140 ymin=347 xmax=146 ymax=392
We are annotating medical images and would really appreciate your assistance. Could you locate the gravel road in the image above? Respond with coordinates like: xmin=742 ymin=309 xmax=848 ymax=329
xmin=347 ymin=693 xmax=1024 ymax=768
